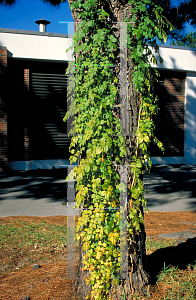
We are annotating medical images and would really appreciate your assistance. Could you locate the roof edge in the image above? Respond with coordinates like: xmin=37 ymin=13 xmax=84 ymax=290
xmin=0 ymin=28 xmax=74 ymax=38
xmin=158 ymin=43 xmax=196 ymax=51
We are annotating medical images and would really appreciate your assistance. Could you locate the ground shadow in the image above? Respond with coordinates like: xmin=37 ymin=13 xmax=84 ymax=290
xmin=147 ymin=237 xmax=196 ymax=285
xmin=144 ymin=165 xmax=196 ymax=211
xmin=0 ymin=168 xmax=76 ymax=203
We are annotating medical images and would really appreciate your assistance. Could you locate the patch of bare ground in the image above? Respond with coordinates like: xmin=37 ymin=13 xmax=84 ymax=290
xmin=0 ymin=211 xmax=196 ymax=299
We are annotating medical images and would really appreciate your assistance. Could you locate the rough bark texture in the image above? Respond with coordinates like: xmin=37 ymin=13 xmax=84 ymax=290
xmin=67 ymin=0 xmax=150 ymax=298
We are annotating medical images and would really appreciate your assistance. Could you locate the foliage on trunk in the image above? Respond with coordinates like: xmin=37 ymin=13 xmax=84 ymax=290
xmin=64 ymin=0 xmax=172 ymax=299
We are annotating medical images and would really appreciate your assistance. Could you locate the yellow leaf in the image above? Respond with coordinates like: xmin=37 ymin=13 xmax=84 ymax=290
xmin=96 ymin=251 xmax=103 ymax=260
xmin=109 ymin=236 xmax=116 ymax=245
xmin=96 ymin=148 xmax=102 ymax=154
xmin=144 ymin=136 xmax=149 ymax=143
xmin=116 ymin=211 xmax=120 ymax=218
xmin=114 ymin=232 xmax=119 ymax=238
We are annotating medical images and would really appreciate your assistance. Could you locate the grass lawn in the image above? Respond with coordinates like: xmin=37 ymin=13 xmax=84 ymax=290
xmin=0 ymin=215 xmax=196 ymax=299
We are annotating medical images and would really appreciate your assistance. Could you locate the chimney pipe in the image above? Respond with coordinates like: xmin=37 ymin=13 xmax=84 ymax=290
xmin=35 ymin=19 xmax=51 ymax=32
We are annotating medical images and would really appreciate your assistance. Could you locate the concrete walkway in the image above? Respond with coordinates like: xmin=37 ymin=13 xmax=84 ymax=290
xmin=144 ymin=164 xmax=196 ymax=212
xmin=0 ymin=165 xmax=196 ymax=217
xmin=0 ymin=168 xmax=75 ymax=217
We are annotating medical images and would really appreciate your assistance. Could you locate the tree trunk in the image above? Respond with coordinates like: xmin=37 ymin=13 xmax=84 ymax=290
xmin=67 ymin=0 xmax=150 ymax=298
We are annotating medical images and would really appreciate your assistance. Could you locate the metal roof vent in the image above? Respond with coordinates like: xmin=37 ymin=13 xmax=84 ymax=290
xmin=35 ymin=19 xmax=51 ymax=32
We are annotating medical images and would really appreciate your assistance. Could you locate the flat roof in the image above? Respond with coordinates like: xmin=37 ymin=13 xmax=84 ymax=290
xmin=0 ymin=28 xmax=195 ymax=52
xmin=154 ymin=43 xmax=196 ymax=52
xmin=0 ymin=27 xmax=74 ymax=38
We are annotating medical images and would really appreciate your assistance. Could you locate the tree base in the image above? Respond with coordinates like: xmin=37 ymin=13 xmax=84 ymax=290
xmin=74 ymin=238 xmax=149 ymax=300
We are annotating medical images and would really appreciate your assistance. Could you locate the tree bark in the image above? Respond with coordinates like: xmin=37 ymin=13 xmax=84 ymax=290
xmin=67 ymin=0 xmax=150 ymax=298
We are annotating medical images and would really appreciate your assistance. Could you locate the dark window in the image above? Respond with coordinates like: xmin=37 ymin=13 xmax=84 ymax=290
xmin=29 ymin=61 xmax=70 ymax=160
xmin=7 ymin=58 xmax=71 ymax=161
xmin=150 ymin=70 xmax=185 ymax=157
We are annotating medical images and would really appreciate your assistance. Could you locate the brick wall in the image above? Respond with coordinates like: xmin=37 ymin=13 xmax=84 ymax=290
xmin=150 ymin=71 xmax=185 ymax=157
xmin=164 ymin=76 xmax=185 ymax=155
xmin=0 ymin=47 xmax=7 ymax=68
xmin=24 ymin=69 xmax=29 ymax=89
xmin=24 ymin=69 xmax=30 ymax=161
xmin=0 ymin=47 xmax=8 ymax=172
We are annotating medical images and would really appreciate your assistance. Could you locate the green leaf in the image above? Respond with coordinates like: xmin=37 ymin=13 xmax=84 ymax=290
xmin=85 ymin=164 xmax=90 ymax=173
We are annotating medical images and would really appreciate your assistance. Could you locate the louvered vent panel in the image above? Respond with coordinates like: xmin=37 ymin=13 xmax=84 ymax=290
xmin=31 ymin=73 xmax=68 ymax=99
xmin=30 ymin=72 xmax=71 ymax=160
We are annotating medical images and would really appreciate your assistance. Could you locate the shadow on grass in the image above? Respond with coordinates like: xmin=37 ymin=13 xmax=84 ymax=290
xmin=147 ymin=237 xmax=196 ymax=285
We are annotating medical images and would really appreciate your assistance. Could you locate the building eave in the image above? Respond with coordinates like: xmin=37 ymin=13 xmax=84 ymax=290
xmin=0 ymin=27 xmax=74 ymax=38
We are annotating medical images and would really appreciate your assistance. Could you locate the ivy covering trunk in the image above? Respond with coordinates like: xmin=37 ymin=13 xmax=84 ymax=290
xmin=64 ymin=0 xmax=172 ymax=299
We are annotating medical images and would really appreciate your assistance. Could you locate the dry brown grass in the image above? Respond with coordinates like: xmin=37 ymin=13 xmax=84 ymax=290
xmin=0 ymin=211 xmax=196 ymax=300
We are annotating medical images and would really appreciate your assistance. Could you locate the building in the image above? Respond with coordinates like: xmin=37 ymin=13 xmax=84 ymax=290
xmin=0 ymin=20 xmax=75 ymax=172
xmin=0 ymin=23 xmax=196 ymax=172
xmin=151 ymin=45 xmax=196 ymax=165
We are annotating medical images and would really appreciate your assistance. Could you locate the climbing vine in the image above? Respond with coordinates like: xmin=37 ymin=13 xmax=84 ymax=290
xmin=63 ymin=0 xmax=173 ymax=299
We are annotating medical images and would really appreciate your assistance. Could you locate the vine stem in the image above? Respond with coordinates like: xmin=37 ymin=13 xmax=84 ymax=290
xmin=128 ymin=103 xmax=142 ymax=213
xmin=127 ymin=103 xmax=142 ymax=297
